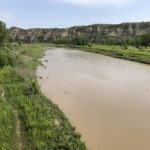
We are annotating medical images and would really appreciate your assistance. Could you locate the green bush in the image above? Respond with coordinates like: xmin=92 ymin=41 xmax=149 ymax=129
xmin=72 ymin=36 xmax=88 ymax=46
xmin=0 ymin=48 xmax=17 ymax=68
xmin=140 ymin=33 xmax=150 ymax=48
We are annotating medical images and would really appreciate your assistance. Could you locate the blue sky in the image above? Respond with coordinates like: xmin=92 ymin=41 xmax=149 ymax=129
xmin=0 ymin=0 xmax=150 ymax=29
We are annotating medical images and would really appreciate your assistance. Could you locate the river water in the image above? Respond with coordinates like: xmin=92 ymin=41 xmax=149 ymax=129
xmin=37 ymin=48 xmax=150 ymax=150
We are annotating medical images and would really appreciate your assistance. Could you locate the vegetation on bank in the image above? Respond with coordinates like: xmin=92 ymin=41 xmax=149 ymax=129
xmin=53 ymin=44 xmax=150 ymax=64
xmin=50 ymin=32 xmax=150 ymax=48
xmin=0 ymin=93 xmax=16 ymax=150
xmin=78 ymin=44 xmax=150 ymax=64
xmin=46 ymin=31 xmax=150 ymax=64
xmin=0 ymin=22 xmax=18 ymax=150
xmin=0 ymin=44 xmax=87 ymax=150
xmin=0 ymin=20 xmax=86 ymax=150
xmin=53 ymin=36 xmax=89 ymax=46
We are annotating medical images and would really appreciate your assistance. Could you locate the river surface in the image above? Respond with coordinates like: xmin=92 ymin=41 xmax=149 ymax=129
xmin=37 ymin=48 xmax=150 ymax=150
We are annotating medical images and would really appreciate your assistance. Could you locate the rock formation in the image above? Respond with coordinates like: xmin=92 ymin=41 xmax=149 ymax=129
xmin=9 ymin=22 xmax=150 ymax=43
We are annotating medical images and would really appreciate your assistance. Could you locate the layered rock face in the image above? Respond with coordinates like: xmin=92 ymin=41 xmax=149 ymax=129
xmin=9 ymin=22 xmax=150 ymax=43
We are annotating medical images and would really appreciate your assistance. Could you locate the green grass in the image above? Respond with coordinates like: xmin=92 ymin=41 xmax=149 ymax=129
xmin=0 ymin=73 xmax=17 ymax=150
xmin=0 ymin=98 xmax=16 ymax=150
xmin=0 ymin=43 xmax=86 ymax=150
xmin=83 ymin=45 xmax=150 ymax=64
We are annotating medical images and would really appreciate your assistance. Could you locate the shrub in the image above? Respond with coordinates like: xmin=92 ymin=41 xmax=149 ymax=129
xmin=0 ymin=21 xmax=8 ymax=47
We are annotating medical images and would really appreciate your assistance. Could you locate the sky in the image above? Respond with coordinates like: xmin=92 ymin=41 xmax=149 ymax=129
xmin=0 ymin=0 xmax=150 ymax=29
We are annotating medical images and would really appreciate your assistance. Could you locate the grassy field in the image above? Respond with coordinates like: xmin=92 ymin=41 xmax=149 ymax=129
xmin=0 ymin=43 xmax=86 ymax=150
xmin=55 ymin=44 xmax=150 ymax=64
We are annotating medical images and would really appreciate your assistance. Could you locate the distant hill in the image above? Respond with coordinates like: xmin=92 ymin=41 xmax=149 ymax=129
xmin=9 ymin=22 xmax=150 ymax=43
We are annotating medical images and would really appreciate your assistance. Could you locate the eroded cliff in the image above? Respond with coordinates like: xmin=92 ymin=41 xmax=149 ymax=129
xmin=9 ymin=22 xmax=150 ymax=43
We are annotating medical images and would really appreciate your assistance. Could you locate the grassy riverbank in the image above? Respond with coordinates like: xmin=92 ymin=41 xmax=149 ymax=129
xmin=0 ymin=93 xmax=17 ymax=150
xmin=0 ymin=43 xmax=86 ymax=149
xmin=1 ymin=42 xmax=150 ymax=149
xmin=55 ymin=44 xmax=150 ymax=64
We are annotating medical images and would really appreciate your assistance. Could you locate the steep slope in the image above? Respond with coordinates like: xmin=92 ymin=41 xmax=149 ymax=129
xmin=10 ymin=22 xmax=150 ymax=43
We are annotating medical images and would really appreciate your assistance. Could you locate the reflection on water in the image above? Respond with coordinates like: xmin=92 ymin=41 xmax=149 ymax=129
xmin=37 ymin=48 xmax=150 ymax=150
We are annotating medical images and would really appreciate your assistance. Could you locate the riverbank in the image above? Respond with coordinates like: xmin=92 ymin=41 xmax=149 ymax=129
xmin=0 ymin=43 xmax=86 ymax=149
xmin=54 ymin=44 xmax=150 ymax=64
xmin=1 ymin=42 xmax=150 ymax=149
xmin=37 ymin=47 xmax=150 ymax=150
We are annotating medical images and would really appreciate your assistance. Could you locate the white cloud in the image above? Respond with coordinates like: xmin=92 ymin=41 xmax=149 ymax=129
xmin=55 ymin=0 xmax=134 ymax=7
xmin=0 ymin=12 xmax=14 ymax=22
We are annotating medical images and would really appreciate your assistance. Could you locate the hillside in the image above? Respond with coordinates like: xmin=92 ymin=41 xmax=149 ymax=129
xmin=10 ymin=22 xmax=150 ymax=43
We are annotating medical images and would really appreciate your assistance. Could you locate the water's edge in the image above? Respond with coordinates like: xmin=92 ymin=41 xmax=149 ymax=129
xmin=37 ymin=48 xmax=150 ymax=150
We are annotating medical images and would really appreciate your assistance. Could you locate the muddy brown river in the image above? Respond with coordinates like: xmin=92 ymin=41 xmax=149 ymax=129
xmin=37 ymin=48 xmax=150 ymax=150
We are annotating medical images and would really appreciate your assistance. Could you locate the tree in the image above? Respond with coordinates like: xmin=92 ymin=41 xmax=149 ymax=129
xmin=140 ymin=33 xmax=150 ymax=48
xmin=134 ymin=36 xmax=141 ymax=48
xmin=0 ymin=21 xmax=8 ymax=46
xmin=72 ymin=36 xmax=88 ymax=46
xmin=0 ymin=21 xmax=16 ymax=67
xmin=122 ymin=40 xmax=128 ymax=50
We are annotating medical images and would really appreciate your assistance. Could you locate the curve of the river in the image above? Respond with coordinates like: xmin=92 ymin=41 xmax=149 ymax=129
xmin=37 ymin=48 xmax=150 ymax=150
